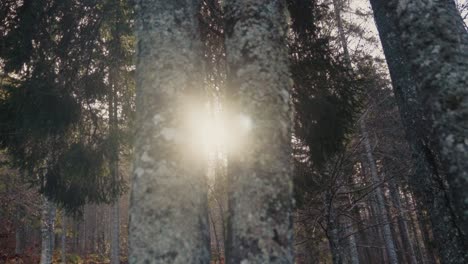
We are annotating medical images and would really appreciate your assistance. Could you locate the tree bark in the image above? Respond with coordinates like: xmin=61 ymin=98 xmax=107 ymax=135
xmin=369 ymin=1 xmax=468 ymax=262
xmin=129 ymin=0 xmax=210 ymax=263
xmin=387 ymin=178 xmax=418 ymax=264
xmin=361 ymin=120 xmax=399 ymax=264
xmin=347 ymin=224 xmax=360 ymax=264
xmin=41 ymin=196 xmax=56 ymax=264
xmin=61 ymin=215 xmax=66 ymax=264
xmin=15 ymin=209 xmax=24 ymax=255
xmin=223 ymin=0 xmax=294 ymax=263
xmin=324 ymin=191 xmax=344 ymax=264
xmin=111 ymin=201 xmax=120 ymax=264
xmin=392 ymin=0 xmax=468 ymax=238
xmin=109 ymin=59 xmax=120 ymax=264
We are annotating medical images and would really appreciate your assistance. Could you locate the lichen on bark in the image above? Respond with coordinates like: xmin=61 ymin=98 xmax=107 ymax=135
xmin=223 ymin=0 xmax=294 ymax=263
xmin=392 ymin=0 xmax=468 ymax=243
xmin=129 ymin=1 xmax=210 ymax=263
xmin=369 ymin=1 xmax=468 ymax=262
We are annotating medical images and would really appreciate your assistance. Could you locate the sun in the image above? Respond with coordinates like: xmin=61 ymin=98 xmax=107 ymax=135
xmin=185 ymin=103 xmax=252 ymax=158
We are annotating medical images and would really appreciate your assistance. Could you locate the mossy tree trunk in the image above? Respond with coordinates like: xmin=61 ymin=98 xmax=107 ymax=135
xmin=393 ymin=0 xmax=468 ymax=240
xmin=129 ymin=0 xmax=210 ymax=263
xmin=223 ymin=0 xmax=294 ymax=263
xmin=370 ymin=1 xmax=468 ymax=262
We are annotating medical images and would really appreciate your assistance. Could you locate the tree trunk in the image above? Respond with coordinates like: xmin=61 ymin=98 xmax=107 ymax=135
xmin=129 ymin=0 xmax=210 ymax=263
xmin=387 ymin=178 xmax=418 ymax=264
xmin=393 ymin=0 xmax=468 ymax=239
xmin=15 ymin=228 xmax=23 ymax=255
xmin=223 ymin=0 xmax=294 ymax=263
xmin=15 ymin=209 xmax=24 ymax=255
xmin=61 ymin=215 xmax=66 ymax=264
xmin=332 ymin=0 xmax=350 ymax=64
xmin=324 ymin=191 xmax=344 ymax=264
xmin=414 ymin=201 xmax=438 ymax=264
xmin=109 ymin=57 xmax=120 ymax=264
xmin=361 ymin=120 xmax=399 ymax=264
xmin=369 ymin=1 xmax=468 ymax=262
xmin=111 ymin=201 xmax=120 ymax=264
xmin=347 ymin=224 xmax=360 ymax=264
xmin=41 ymin=196 xmax=56 ymax=264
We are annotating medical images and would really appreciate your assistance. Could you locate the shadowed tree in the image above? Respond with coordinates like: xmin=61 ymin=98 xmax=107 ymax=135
xmin=369 ymin=1 xmax=468 ymax=262
xmin=391 ymin=0 xmax=468 ymax=240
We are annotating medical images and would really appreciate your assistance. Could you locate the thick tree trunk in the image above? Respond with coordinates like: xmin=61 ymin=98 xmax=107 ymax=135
xmin=361 ymin=120 xmax=399 ymax=264
xmin=223 ymin=0 xmax=294 ymax=263
xmin=41 ymin=196 xmax=56 ymax=264
xmin=369 ymin=1 xmax=468 ymax=262
xmin=393 ymin=0 xmax=468 ymax=238
xmin=129 ymin=0 xmax=210 ymax=263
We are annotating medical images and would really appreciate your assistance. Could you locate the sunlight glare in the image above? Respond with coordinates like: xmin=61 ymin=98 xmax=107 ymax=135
xmin=185 ymin=104 xmax=252 ymax=158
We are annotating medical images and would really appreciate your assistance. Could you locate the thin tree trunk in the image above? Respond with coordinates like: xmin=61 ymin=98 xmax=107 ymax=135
xmin=368 ymin=198 xmax=387 ymax=263
xmin=405 ymin=197 xmax=428 ymax=264
xmin=223 ymin=0 xmax=294 ymax=263
xmin=361 ymin=120 xmax=399 ymax=264
xmin=209 ymin=209 xmax=222 ymax=264
xmin=325 ymin=191 xmax=344 ymax=264
xmin=61 ymin=215 xmax=66 ymax=264
xmin=332 ymin=0 xmax=350 ymax=64
xmin=81 ymin=209 xmax=86 ymax=256
xmin=15 ymin=227 xmax=23 ymax=255
xmin=109 ymin=59 xmax=120 ymax=264
xmin=15 ymin=209 xmax=24 ymax=255
xmin=347 ymin=224 xmax=360 ymax=264
xmin=414 ymin=201 xmax=438 ymax=264
xmin=388 ymin=178 xmax=418 ymax=264
xmin=41 ymin=196 xmax=56 ymax=264
xmin=369 ymin=1 xmax=468 ymax=262
xmin=129 ymin=0 xmax=210 ymax=263
xmin=111 ymin=201 xmax=120 ymax=264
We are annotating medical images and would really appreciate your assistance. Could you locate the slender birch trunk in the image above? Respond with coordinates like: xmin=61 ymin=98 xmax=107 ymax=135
xmin=223 ymin=0 xmax=294 ymax=262
xmin=129 ymin=0 xmax=210 ymax=263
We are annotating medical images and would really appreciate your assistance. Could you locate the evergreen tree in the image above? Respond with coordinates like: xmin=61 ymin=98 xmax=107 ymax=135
xmin=0 ymin=0 xmax=132 ymax=212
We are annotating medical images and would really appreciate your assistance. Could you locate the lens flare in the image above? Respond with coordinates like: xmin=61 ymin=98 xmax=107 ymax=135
xmin=184 ymin=104 xmax=252 ymax=158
